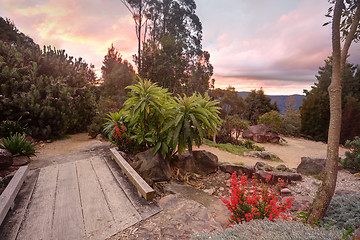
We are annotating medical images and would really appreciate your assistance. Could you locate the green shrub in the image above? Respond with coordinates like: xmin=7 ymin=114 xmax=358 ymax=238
xmin=192 ymin=219 xmax=347 ymax=240
xmin=242 ymin=139 xmax=265 ymax=151
xmin=258 ymin=110 xmax=282 ymax=132
xmin=341 ymin=136 xmax=360 ymax=171
xmin=323 ymin=194 xmax=360 ymax=230
xmin=0 ymin=133 xmax=37 ymax=156
xmin=0 ymin=118 xmax=29 ymax=138
xmin=280 ymin=110 xmax=301 ymax=137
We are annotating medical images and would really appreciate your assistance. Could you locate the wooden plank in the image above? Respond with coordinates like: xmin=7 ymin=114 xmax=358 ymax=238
xmin=76 ymin=159 xmax=115 ymax=239
xmin=52 ymin=162 xmax=85 ymax=240
xmin=0 ymin=169 xmax=39 ymax=240
xmin=17 ymin=165 xmax=58 ymax=240
xmin=0 ymin=166 xmax=28 ymax=226
xmin=104 ymin=156 xmax=162 ymax=220
xmin=91 ymin=157 xmax=141 ymax=231
xmin=110 ymin=148 xmax=155 ymax=200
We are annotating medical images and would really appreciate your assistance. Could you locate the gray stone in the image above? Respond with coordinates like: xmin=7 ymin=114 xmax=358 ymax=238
xmin=280 ymin=188 xmax=292 ymax=196
xmin=0 ymin=149 xmax=13 ymax=170
xmin=297 ymin=157 xmax=325 ymax=175
xmin=254 ymin=162 xmax=274 ymax=171
xmin=171 ymin=150 xmax=218 ymax=176
xmin=245 ymin=151 xmax=280 ymax=161
xmin=134 ymin=148 xmax=172 ymax=183
xmin=255 ymin=170 xmax=302 ymax=183
xmin=219 ymin=164 xmax=255 ymax=177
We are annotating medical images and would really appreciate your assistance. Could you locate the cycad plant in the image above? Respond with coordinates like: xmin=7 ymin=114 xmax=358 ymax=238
xmin=164 ymin=93 xmax=221 ymax=154
xmin=0 ymin=133 xmax=37 ymax=157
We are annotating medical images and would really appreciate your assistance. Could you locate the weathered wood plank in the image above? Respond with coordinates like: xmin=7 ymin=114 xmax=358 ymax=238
xmin=91 ymin=157 xmax=142 ymax=231
xmin=110 ymin=148 xmax=155 ymax=200
xmin=52 ymin=162 xmax=85 ymax=240
xmin=0 ymin=169 xmax=39 ymax=240
xmin=17 ymin=165 xmax=58 ymax=240
xmin=0 ymin=166 xmax=29 ymax=227
xmin=104 ymin=156 xmax=162 ymax=220
xmin=76 ymin=159 xmax=115 ymax=239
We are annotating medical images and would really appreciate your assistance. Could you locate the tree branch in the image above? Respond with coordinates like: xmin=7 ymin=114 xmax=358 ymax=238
xmin=341 ymin=1 xmax=360 ymax=73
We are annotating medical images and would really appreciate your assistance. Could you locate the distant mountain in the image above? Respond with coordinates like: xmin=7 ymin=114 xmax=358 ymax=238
xmin=237 ymin=92 xmax=306 ymax=115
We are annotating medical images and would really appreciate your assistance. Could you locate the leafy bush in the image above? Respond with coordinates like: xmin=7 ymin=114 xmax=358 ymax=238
xmin=0 ymin=133 xmax=37 ymax=156
xmin=103 ymin=79 xmax=222 ymax=159
xmin=341 ymin=136 xmax=360 ymax=171
xmin=258 ymin=110 xmax=282 ymax=132
xmin=323 ymin=194 xmax=360 ymax=230
xmin=0 ymin=25 xmax=96 ymax=140
xmin=242 ymin=139 xmax=265 ymax=151
xmin=192 ymin=219 xmax=347 ymax=240
xmin=280 ymin=109 xmax=301 ymax=137
xmin=221 ymin=172 xmax=293 ymax=225
xmin=0 ymin=118 xmax=29 ymax=138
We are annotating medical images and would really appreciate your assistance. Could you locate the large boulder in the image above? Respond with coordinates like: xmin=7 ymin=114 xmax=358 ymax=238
xmin=0 ymin=149 xmax=13 ymax=170
xmin=219 ymin=164 xmax=255 ymax=177
xmin=242 ymin=124 xmax=280 ymax=143
xmin=297 ymin=157 xmax=325 ymax=175
xmin=133 ymin=148 xmax=172 ymax=183
xmin=171 ymin=150 xmax=218 ymax=175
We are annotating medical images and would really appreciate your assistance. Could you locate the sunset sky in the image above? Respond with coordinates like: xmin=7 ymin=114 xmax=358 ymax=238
xmin=1 ymin=0 xmax=359 ymax=95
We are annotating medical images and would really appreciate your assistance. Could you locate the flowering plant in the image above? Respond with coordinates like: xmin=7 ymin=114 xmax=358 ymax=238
xmin=221 ymin=172 xmax=293 ymax=225
xmin=110 ymin=122 xmax=131 ymax=152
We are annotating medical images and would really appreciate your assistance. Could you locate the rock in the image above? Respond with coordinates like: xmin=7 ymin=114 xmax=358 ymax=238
xmin=219 ymin=164 xmax=255 ymax=177
xmin=242 ymin=124 xmax=280 ymax=143
xmin=255 ymin=170 xmax=302 ymax=183
xmin=255 ymin=162 xmax=274 ymax=171
xmin=203 ymin=188 xmax=215 ymax=195
xmin=171 ymin=150 xmax=218 ymax=175
xmin=297 ymin=157 xmax=325 ymax=175
xmin=354 ymin=227 xmax=360 ymax=240
xmin=12 ymin=156 xmax=30 ymax=166
xmin=290 ymin=195 xmax=313 ymax=212
xmin=133 ymin=148 xmax=172 ymax=183
xmin=280 ymin=188 xmax=292 ymax=196
xmin=245 ymin=151 xmax=280 ymax=161
xmin=0 ymin=149 xmax=13 ymax=170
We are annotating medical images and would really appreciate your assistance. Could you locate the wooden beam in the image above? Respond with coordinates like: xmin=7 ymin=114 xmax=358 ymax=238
xmin=0 ymin=165 xmax=28 ymax=226
xmin=110 ymin=148 xmax=155 ymax=200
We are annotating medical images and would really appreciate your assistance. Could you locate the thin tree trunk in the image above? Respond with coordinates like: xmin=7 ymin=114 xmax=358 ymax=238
xmin=308 ymin=0 xmax=342 ymax=222
xmin=138 ymin=0 xmax=142 ymax=71
xmin=308 ymin=0 xmax=360 ymax=222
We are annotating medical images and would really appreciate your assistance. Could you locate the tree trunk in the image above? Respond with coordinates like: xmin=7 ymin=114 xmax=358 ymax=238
xmin=307 ymin=0 xmax=342 ymax=222
xmin=308 ymin=0 xmax=360 ymax=222
xmin=138 ymin=0 xmax=142 ymax=71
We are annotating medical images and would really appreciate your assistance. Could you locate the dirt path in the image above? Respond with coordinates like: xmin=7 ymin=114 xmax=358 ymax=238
xmin=197 ymin=137 xmax=347 ymax=169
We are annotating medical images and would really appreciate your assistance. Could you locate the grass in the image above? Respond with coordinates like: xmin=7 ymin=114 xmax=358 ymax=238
xmin=203 ymin=139 xmax=247 ymax=156
xmin=218 ymin=161 xmax=244 ymax=166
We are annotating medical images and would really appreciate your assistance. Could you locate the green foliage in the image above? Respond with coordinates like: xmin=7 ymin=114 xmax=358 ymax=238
xmin=164 ymin=93 xmax=221 ymax=154
xmin=258 ymin=110 xmax=282 ymax=132
xmin=208 ymin=87 xmax=247 ymax=118
xmin=341 ymin=136 xmax=360 ymax=171
xmin=103 ymin=78 xmax=222 ymax=158
xmin=281 ymin=109 xmax=301 ymax=137
xmin=100 ymin=44 xmax=135 ymax=103
xmin=242 ymin=139 xmax=265 ymax=151
xmin=244 ymin=88 xmax=279 ymax=124
xmin=0 ymin=133 xmax=37 ymax=157
xmin=323 ymin=194 xmax=360 ymax=231
xmin=192 ymin=219 xmax=347 ymax=240
xmin=131 ymin=0 xmax=213 ymax=95
xmin=216 ymin=115 xmax=249 ymax=145
xmin=0 ymin=118 xmax=29 ymax=138
xmin=301 ymin=58 xmax=360 ymax=143
xmin=203 ymin=139 xmax=247 ymax=156
xmin=0 ymin=19 xmax=97 ymax=140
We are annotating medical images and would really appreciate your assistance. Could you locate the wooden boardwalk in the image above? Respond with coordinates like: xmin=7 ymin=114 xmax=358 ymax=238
xmin=0 ymin=156 xmax=161 ymax=240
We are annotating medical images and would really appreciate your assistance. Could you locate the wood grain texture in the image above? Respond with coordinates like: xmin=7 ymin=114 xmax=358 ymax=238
xmin=110 ymin=148 xmax=155 ymax=200
xmin=52 ymin=162 xmax=85 ymax=240
xmin=76 ymin=159 xmax=115 ymax=239
xmin=0 ymin=169 xmax=39 ymax=240
xmin=17 ymin=165 xmax=58 ymax=240
xmin=0 ymin=165 xmax=28 ymax=226
xmin=91 ymin=157 xmax=142 ymax=230
xmin=104 ymin=156 xmax=162 ymax=220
